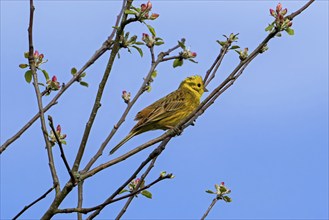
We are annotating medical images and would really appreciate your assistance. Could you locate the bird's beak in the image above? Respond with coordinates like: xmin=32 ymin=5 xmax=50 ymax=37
xmin=204 ymin=87 xmax=209 ymax=92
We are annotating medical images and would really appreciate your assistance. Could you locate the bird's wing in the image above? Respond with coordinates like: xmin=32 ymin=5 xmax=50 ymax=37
xmin=133 ymin=89 xmax=187 ymax=128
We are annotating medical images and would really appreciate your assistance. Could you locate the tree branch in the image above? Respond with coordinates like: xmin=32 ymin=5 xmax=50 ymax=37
xmin=48 ymin=115 xmax=75 ymax=184
xmin=12 ymin=185 xmax=56 ymax=220
xmin=27 ymin=0 xmax=60 ymax=193
xmin=201 ymin=198 xmax=218 ymax=220
xmin=77 ymin=181 xmax=84 ymax=220
xmin=71 ymin=0 xmax=134 ymax=174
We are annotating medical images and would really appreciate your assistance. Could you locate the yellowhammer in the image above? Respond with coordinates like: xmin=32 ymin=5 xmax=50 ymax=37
xmin=109 ymin=75 xmax=206 ymax=155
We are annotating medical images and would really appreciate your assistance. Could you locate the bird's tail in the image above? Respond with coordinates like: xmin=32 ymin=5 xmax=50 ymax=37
xmin=109 ymin=131 xmax=137 ymax=155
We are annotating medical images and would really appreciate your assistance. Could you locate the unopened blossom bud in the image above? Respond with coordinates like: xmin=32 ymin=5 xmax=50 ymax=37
xmin=269 ymin=9 xmax=276 ymax=17
xmin=281 ymin=8 xmax=287 ymax=16
xmin=191 ymin=52 xmax=197 ymax=57
xmin=142 ymin=33 xmax=149 ymax=41
xmin=34 ymin=50 xmax=39 ymax=58
xmin=39 ymin=53 xmax=44 ymax=60
xmin=61 ymin=134 xmax=67 ymax=139
xmin=287 ymin=21 xmax=292 ymax=27
xmin=56 ymin=125 xmax=61 ymax=133
xmin=52 ymin=75 xmax=57 ymax=82
xmin=150 ymin=13 xmax=159 ymax=20
xmin=122 ymin=90 xmax=131 ymax=103
xmin=221 ymin=182 xmax=225 ymax=186
xmin=146 ymin=0 xmax=152 ymax=10
xmin=276 ymin=3 xmax=282 ymax=13
xmin=141 ymin=3 xmax=147 ymax=11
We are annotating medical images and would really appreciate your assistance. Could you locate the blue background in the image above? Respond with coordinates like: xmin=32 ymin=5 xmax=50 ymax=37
xmin=1 ymin=1 xmax=328 ymax=219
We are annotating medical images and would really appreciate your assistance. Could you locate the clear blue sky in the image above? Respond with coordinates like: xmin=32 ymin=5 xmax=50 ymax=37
xmin=1 ymin=1 xmax=328 ymax=219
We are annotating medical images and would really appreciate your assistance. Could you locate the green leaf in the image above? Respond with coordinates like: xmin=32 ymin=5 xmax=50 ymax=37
xmin=19 ymin=64 xmax=28 ymax=69
xmin=141 ymin=190 xmax=152 ymax=199
xmin=61 ymin=140 xmax=67 ymax=145
xmin=24 ymin=52 xmax=29 ymax=58
xmin=38 ymin=82 xmax=45 ymax=87
xmin=130 ymin=6 xmax=140 ymax=12
xmin=135 ymin=41 xmax=144 ymax=45
xmin=205 ymin=190 xmax=215 ymax=194
xmin=151 ymin=70 xmax=157 ymax=78
xmin=285 ymin=27 xmax=295 ymax=36
xmin=132 ymin=45 xmax=143 ymax=57
xmin=219 ymin=186 xmax=227 ymax=193
xmin=112 ymin=26 xmax=120 ymax=30
xmin=119 ymin=189 xmax=129 ymax=194
xmin=216 ymin=40 xmax=226 ymax=46
xmin=223 ymin=196 xmax=232 ymax=203
xmin=154 ymin=41 xmax=164 ymax=46
xmin=125 ymin=9 xmax=136 ymax=15
xmin=275 ymin=32 xmax=282 ymax=37
xmin=71 ymin=67 xmax=77 ymax=75
xmin=41 ymin=69 xmax=50 ymax=81
xmin=146 ymin=24 xmax=156 ymax=36
xmin=229 ymin=45 xmax=240 ymax=50
xmin=79 ymin=81 xmax=89 ymax=87
xmin=146 ymin=85 xmax=151 ymax=92
xmin=173 ymin=58 xmax=183 ymax=68
xmin=178 ymin=40 xmax=186 ymax=50
xmin=188 ymin=58 xmax=198 ymax=64
xmin=265 ymin=24 xmax=274 ymax=32
xmin=80 ymin=72 xmax=86 ymax=78
xmin=24 ymin=70 xmax=32 ymax=83
xmin=160 ymin=171 xmax=166 ymax=177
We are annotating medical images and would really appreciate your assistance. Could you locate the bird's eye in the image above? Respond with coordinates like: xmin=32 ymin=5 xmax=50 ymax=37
xmin=197 ymin=83 xmax=201 ymax=87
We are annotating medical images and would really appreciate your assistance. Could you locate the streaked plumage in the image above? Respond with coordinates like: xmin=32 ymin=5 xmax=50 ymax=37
xmin=109 ymin=75 xmax=205 ymax=155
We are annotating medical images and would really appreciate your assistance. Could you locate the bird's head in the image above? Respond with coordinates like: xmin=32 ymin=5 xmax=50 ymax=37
xmin=179 ymin=75 xmax=207 ymax=97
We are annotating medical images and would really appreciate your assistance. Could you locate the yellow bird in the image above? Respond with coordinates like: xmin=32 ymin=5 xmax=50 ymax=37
xmin=109 ymin=75 xmax=206 ymax=155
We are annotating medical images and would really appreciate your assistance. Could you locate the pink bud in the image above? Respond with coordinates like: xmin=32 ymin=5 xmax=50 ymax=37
xmin=141 ymin=3 xmax=147 ymax=11
xmin=146 ymin=0 xmax=152 ymax=10
xmin=61 ymin=134 xmax=67 ymax=139
xmin=56 ymin=125 xmax=61 ymax=133
xmin=52 ymin=75 xmax=57 ymax=82
xmin=276 ymin=3 xmax=282 ymax=13
xmin=221 ymin=182 xmax=225 ymax=186
xmin=269 ymin=9 xmax=276 ymax=17
xmin=142 ymin=33 xmax=149 ymax=40
xmin=281 ymin=8 xmax=287 ymax=16
xmin=278 ymin=14 xmax=284 ymax=21
xmin=287 ymin=21 xmax=292 ymax=27
xmin=34 ymin=50 xmax=39 ymax=57
xmin=150 ymin=13 xmax=159 ymax=20
xmin=191 ymin=52 xmax=197 ymax=57
xmin=122 ymin=90 xmax=127 ymax=94
xmin=39 ymin=54 xmax=44 ymax=59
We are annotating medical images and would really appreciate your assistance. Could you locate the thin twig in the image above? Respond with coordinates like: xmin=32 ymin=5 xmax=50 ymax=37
xmin=204 ymin=45 xmax=230 ymax=88
xmin=13 ymin=185 xmax=56 ymax=220
xmin=201 ymin=198 xmax=218 ymax=220
xmin=71 ymin=0 xmax=134 ymax=174
xmin=160 ymin=55 xmax=181 ymax=62
xmin=116 ymin=157 xmax=158 ymax=219
xmin=27 ymin=0 xmax=60 ymax=193
xmin=77 ymin=181 xmax=84 ymax=220
xmin=48 ymin=115 xmax=76 ymax=183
